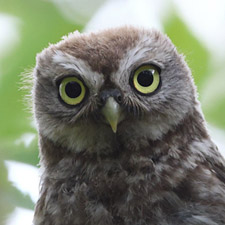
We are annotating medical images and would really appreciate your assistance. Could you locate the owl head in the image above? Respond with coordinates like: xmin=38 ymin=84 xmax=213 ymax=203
xmin=33 ymin=26 xmax=196 ymax=154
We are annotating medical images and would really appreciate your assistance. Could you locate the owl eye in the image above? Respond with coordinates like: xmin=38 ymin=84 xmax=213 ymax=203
xmin=59 ymin=77 xmax=86 ymax=105
xmin=132 ymin=65 xmax=161 ymax=95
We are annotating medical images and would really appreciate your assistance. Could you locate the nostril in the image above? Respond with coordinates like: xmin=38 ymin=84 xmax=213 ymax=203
xmin=99 ymin=90 xmax=110 ymax=105
xmin=116 ymin=93 xmax=122 ymax=103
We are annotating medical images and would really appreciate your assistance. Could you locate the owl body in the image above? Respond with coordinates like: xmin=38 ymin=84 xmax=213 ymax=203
xmin=32 ymin=27 xmax=225 ymax=225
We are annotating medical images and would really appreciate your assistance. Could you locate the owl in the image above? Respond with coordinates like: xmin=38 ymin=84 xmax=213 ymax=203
xmin=32 ymin=26 xmax=225 ymax=225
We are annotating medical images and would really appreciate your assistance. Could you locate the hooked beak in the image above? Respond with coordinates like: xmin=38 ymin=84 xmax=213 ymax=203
xmin=101 ymin=97 xmax=122 ymax=133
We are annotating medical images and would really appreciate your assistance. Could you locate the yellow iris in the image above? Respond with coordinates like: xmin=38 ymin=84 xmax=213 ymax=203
xmin=59 ymin=77 xmax=86 ymax=105
xmin=133 ymin=65 xmax=160 ymax=94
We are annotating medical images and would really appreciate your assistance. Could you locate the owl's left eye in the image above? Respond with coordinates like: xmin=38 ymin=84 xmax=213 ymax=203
xmin=59 ymin=77 xmax=86 ymax=105
xmin=132 ymin=65 xmax=161 ymax=95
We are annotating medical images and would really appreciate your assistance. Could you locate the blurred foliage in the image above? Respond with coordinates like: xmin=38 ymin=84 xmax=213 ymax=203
xmin=164 ymin=14 xmax=210 ymax=88
xmin=0 ymin=0 xmax=224 ymax=224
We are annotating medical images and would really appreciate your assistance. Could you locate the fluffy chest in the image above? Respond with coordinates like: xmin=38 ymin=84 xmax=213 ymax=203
xmin=37 ymin=138 xmax=225 ymax=225
xmin=45 ymin=149 xmax=188 ymax=212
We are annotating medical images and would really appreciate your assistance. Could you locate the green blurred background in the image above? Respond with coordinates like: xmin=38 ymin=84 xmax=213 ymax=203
xmin=0 ymin=0 xmax=225 ymax=224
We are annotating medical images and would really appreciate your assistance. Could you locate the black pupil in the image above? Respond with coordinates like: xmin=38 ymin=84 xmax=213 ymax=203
xmin=137 ymin=70 xmax=154 ymax=87
xmin=65 ymin=81 xmax=82 ymax=98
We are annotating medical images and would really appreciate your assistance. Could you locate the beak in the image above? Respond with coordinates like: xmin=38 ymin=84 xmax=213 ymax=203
xmin=101 ymin=97 xmax=122 ymax=133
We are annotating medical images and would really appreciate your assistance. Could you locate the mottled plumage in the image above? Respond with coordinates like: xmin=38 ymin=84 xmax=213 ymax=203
xmin=32 ymin=26 xmax=225 ymax=225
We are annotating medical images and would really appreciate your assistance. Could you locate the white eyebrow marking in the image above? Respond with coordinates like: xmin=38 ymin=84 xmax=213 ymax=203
xmin=52 ymin=50 xmax=105 ymax=93
xmin=52 ymin=50 xmax=84 ymax=73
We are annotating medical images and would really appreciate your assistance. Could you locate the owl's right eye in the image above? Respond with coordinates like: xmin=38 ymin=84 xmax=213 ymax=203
xmin=59 ymin=77 xmax=86 ymax=105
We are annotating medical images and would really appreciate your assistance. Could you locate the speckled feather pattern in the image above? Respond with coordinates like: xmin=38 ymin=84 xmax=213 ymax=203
xmin=32 ymin=26 xmax=225 ymax=225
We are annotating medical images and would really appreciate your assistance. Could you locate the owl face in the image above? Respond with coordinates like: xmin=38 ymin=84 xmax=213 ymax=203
xmin=33 ymin=26 xmax=196 ymax=153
